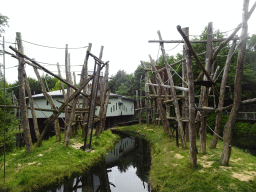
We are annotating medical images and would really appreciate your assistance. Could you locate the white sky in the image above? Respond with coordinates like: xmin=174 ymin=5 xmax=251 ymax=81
xmin=1 ymin=0 xmax=256 ymax=84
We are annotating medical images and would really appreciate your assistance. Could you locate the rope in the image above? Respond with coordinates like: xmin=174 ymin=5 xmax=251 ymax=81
xmin=166 ymin=42 xmax=181 ymax=51
xmin=21 ymin=39 xmax=88 ymax=49
xmin=5 ymin=65 xmax=18 ymax=69
xmin=207 ymin=124 xmax=223 ymax=139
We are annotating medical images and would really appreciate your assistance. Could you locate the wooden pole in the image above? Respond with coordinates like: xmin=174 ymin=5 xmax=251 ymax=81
xmin=157 ymin=30 xmax=185 ymax=148
xmin=221 ymin=0 xmax=249 ymax=166
xmin=24 ymin=73 xmax=40 ymax=141
xmin=211 ymin=39 xmax=237 ymax=149
xmin=136 ymin=90 xmax=141 ymax=125
xmin=149 ymin=55 xmax=171 ymax=137
xmin=199 ymin=22 xmax=213 ymax=154
xmin=33 ymin=67 xmax=61 ymax=143
xmin=98 ymin=62 xmax=109 ymax=135
xmin=36 ymin=73 xmax=96 ymax=147
xmin=86 ymin=46 xmax=104 ymax=150
xmin=81 ymin=43 xmax=92 ymax=137
xmin=16 ymin=32 xmax=33 ymax=152
xmin=57 ymin=62 xmax=66 ymax=100
xmin=179 ymin=26 xmax=197 ymax=167
xmin=64 ymin=45 xmax=93 ymax=147
xmin=8 ymin=46 xmax=92 ymax=99
xmin=182 ymin=27 xmax=189 ymax=143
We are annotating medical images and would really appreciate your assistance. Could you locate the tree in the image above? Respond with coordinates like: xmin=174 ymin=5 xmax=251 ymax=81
xmin=0 ymin=13 xmax=8 ymax=37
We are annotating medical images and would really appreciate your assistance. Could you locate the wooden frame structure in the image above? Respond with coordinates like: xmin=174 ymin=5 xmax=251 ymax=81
xmin=4 ymin=32 xmax=110 ymax=151
xmin=138 ymin=0 xmax=256 ymax=167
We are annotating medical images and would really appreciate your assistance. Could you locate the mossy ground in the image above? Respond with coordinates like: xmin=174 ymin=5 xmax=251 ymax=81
xmin=0 ymin=130 xmax=120 ymax=192
xmin=116 ymin=124 xmax=256 ymax=192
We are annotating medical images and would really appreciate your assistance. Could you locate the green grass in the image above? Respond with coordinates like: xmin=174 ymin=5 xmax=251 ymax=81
xmin=0 ymin=129 xmax=120 ymax=192
xmin=116 ymin=124 xmax=256 ymax=192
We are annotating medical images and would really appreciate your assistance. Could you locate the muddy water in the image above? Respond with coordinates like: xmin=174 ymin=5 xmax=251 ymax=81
xmin=44 ymin=132 xmax=151 ymax=192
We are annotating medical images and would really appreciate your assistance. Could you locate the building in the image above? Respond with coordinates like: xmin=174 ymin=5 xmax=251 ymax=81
xmin=26 ymin=90 xmax=135 ymax=138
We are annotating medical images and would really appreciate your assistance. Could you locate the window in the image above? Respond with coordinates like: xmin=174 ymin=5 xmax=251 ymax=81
xmin=116 ymin=103 xmax=117 ymax=110
xmin=111 ymin=108 xmax=112 ymax=112
xmin=113 ymin=105 xmax=115 ymax=111
xmin=46 ymin=100 xmax=49 ymax=105
xmin=126 ymin=108 xmax=127 ymax=112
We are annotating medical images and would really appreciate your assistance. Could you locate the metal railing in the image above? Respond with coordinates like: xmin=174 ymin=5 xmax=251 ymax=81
xmin=227 ymin=112 xmax=256 ymax=121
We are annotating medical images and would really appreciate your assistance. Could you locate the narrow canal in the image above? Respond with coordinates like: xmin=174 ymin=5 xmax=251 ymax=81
xmin=44 ymin=131 xmax=151 ymax=192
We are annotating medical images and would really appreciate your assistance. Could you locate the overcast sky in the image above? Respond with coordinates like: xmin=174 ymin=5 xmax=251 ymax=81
xmin=1 ymin=0 xmax=256 ymax=84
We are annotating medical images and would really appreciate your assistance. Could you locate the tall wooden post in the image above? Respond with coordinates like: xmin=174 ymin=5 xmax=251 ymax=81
xmin=182 ymin=27 xmax=189 ymax=143
xmin=157 ymin=30 xmax=185 ymax=148
xmin=33 ymin=67 xmax=61 ymax=142
xmin=136 ymin=90 xmax=141 ymax=125
xmin=16 ymin=32 xmax=33 ymax=152
xmin=85 ymin=46 xmax=104 ymax=149
xmin=211 ymin=39 xmax=237 ymax=148
xmin=57 ymin=62 xmax=66 ymax=100
xmin=64 ymin=45 xmax=71 ymax=133
xmin=98 ymin=62 xmax=109 ymax=135
xmin=81 ymin=43 xmax=92 ymax=137
xmin=221 ymin=0 xmax=249 ymax=165
xmin=177 ymin=26 xmax=197 ymax=167
xmin=24 ymin=74 xmax=40 ymax=141
xmin=199 ymin=22 xmax=213 ymax=153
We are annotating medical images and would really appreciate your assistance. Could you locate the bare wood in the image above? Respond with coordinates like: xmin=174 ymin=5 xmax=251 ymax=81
xmin=24 ymin=73 xmax=40 ymax=141
xmin=158 ymin=31 xmax=185 ymax=145
xmin=85 ymin=46 xmax=104 ymax=149
xmin=81 ymin=44 xmax=92 ymax=137
xmin=149 ymin=55 xmax=171 ymax=135
xmin=36 ymin=74 xmax=95 ymax=147
xmin=182 ymin=27 xmax=189 ymax=143
xmin=221 ymin=0 xmax=249 ymax=166
xmin=211 ymin=39 xmax=237 ymax=148
xmin=16 ymin=32 xmax=33 ymax=152
xmin=102 ymin=90 xmax=110 ymax=131
xmin=177 ymin=26 xmax=213 ymax=83
xmin=9 ymin=46 xmax=92 ymax=99
xmin=33 ymin=67 xmax=61 ymax=142
xmin=199 ymin=22 xmax=213 ymax=154
xmin=57 ymin=62 xmax=66 ymax=100
xmin=183 ymin=28 xmax=197 ymax=167
xmin=65 ymin=45 xmax=71 ymax=133
xmin=136 ymin=90 xmax=141 ymax=125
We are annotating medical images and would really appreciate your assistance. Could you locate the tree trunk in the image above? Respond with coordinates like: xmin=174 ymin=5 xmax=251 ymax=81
xmin=158 ymin=30 xmax=185 ymax=148
xmin=177 ymin=26 xmax=197 ymax=167
xmin=16 ymin=32 xmax=33 ymax=152
xmin=199 ymin=22 xmax=213 ymax=153
xmin=221 ymin=0 xmax=249 ymax=166
xmin=210 ymin=39 xmax=237 ymax=148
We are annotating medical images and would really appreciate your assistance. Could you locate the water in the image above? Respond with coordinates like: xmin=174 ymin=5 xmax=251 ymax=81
xmin=44 ymin=132 xmax=151 ymax=192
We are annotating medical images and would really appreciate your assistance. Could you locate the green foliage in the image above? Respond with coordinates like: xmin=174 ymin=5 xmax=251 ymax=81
xmin=0 ymin=13 xmax=9 ymax=37
xmin=9 ymin=76 xmax=59 ymax=99
xmin=50 ymin=79 xmax=67 ymax=91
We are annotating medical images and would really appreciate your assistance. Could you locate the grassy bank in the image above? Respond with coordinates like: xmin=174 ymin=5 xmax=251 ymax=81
xmin=116 ymin=124 xmax=256 ymax=192
xmin=0 ymin=130 xmax=120 ymax=192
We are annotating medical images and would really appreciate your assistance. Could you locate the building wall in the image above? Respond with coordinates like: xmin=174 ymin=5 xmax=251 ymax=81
xmin=107 ymin=97 xmax=134 ymax=117
xmin=27 ymin=96 xmax=134 ymax=118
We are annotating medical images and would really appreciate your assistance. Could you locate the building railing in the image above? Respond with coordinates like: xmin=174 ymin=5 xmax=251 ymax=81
xmin=227 ymin=112 xmax=256 ymax=121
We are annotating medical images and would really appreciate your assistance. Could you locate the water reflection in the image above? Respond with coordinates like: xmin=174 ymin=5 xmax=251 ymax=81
xmin=45 ymin=133 xmax=151 ymax=192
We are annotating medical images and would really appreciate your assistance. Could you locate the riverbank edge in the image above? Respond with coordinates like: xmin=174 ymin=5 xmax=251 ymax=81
xmin=0 ymin=130 xmax=120 ymax=192
xmin=114 ymin=124 xmax=256 ymax=192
